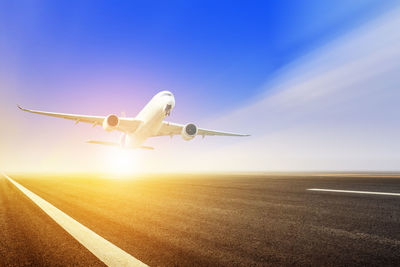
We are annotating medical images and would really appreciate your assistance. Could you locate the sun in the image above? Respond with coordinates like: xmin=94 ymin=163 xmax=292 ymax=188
xmin=103 ymin=147 xmax=141 ymax=177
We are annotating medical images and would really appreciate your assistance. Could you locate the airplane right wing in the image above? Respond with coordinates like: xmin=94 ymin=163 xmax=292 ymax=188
xmin=155 ymin=121 xmax=250 ymax=137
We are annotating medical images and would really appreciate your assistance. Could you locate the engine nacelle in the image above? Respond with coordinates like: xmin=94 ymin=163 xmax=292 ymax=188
xmin=181 ymin=123 xmax=198 ymax=141
xmin=103 ymin=114 xmax=119 ymax=132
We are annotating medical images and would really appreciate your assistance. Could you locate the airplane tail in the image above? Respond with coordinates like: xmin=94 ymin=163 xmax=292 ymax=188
xmin=86 ymin=140 xmax=154 ymax=150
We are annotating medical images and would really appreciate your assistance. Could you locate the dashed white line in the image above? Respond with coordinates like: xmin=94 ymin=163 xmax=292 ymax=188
xmin=307 ymin=188 xmax=400 ymax=196
xmin=1 ymin=172 xmax=148 ymax=267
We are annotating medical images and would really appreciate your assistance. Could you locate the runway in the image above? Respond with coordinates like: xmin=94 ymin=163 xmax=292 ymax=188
xmin=1 ymin=173 xmax=400 ymax=266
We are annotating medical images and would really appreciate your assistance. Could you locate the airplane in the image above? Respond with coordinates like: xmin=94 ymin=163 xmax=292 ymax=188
xmin=18 ymin=91 xmax=249 ymax=149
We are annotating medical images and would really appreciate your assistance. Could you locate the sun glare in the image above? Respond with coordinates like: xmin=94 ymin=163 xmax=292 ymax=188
xmin=103 ymin=147 xmax=141 ymax=177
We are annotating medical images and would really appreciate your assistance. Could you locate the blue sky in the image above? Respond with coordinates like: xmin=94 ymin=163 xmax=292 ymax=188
xmin=1 ymin=1 xmax=400 ymax=173
xmin=1 ymin=1 xmax=396 ymax=116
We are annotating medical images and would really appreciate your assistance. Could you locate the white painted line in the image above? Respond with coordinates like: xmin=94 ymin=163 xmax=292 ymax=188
xmin=1 ymin=173 xmax=148 ymax=267
xmin=308 ymin=188 xmax=400 ymax=196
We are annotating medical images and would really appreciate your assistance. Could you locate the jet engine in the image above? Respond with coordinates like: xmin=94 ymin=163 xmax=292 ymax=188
xmin=181 ymin=123 xmax=198 ymax=140
xmin=103 ymin=114 xmax=119 ymax=131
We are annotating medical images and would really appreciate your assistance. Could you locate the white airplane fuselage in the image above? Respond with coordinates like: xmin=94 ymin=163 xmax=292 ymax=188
xmin=123 ymin=91 xmax=175 ymax=148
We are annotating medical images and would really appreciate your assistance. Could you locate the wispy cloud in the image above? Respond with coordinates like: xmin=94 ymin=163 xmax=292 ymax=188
xmin=151 ymin=7 xmax=400 ymax=172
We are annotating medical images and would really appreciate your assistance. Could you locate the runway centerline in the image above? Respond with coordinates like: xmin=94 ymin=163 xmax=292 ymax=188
xmin=308 ymin=188 xmax=400 ymax=196
xmin=1 ymin=172 xmax=148 ymax=267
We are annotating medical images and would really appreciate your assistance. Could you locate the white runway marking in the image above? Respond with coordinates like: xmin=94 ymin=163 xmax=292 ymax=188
xmin=1 ymin=173 xmax=148 ymax=267
xmin=308 ymin=188 xmax=400 ymax=196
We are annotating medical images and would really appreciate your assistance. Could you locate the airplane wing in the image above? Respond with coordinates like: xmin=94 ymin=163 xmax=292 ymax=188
xmin=155 ymin=121 xmax=250 ymax=137
xmin=17 ymin=105 xmax=142 ymax=133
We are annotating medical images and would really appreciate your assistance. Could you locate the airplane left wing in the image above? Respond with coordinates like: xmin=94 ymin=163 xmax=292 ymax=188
xmin=155 ymin=121 xmax=250 ymax=137
xmin=17 ymin=105 xmax=142 ymax=133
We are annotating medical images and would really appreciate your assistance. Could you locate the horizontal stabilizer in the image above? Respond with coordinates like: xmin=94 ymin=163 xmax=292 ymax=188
xmin=86 ymin=140 xmax=120 ymax=147
xmin=86 ymin=140 xmax=154 ymax=150
xmin=140 ymin=146 xmax=154 ymax=150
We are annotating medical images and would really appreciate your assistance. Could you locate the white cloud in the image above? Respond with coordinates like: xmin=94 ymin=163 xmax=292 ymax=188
xmin=152 ymin=7 xmax=400 ymax=172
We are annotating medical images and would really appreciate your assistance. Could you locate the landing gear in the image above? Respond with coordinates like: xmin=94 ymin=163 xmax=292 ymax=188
xmin=165 ymin=104 xmax=172 ymax=116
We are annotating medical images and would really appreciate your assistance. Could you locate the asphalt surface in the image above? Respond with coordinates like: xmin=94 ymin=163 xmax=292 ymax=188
xmin=0 ymin=177 xmax=104 ymax=266
xmin=1 ymin=173 xmax=400 ymax=266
